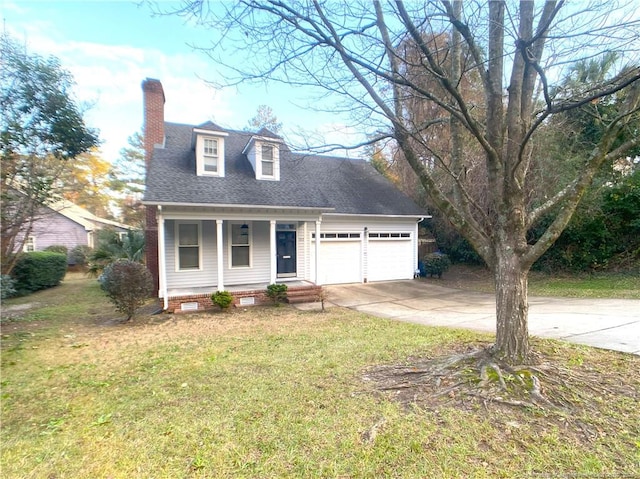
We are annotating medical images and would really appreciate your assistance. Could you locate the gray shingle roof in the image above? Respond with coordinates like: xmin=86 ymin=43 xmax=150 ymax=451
xmin=143 ymin=122 xmax=425 ymax=216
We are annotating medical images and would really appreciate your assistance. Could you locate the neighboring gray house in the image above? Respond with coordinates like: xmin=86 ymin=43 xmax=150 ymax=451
xmin=141 ymin=79 xmax=427 ymax=312
xmin=19 ymin=200 xmax=130 ymax=257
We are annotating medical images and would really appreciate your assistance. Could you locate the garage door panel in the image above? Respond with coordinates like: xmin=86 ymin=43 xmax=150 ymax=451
xmin=368 ymin=240 xmax=413 ymax=281
xmin=311 ymin=241 xmax=361 ymax=284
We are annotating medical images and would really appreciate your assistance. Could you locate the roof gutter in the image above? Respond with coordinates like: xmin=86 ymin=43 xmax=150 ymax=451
xmin=322 ymin=212 xmax=430 ymax=219
xmin=141 ymin=200 xmax=335 ymax=212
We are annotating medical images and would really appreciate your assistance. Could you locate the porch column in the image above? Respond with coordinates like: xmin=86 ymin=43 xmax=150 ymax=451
xmin=216 ymin=219 xmax=224 ymax=291
xmin=270 ymin=220 xmax=277 ymax=284
xmin=157 ymin=209 xmax=168 ymax=310
xmin=315 ymin=220 xmax=322 ymax=285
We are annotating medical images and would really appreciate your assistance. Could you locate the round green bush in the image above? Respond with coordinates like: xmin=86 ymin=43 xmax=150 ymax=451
xmin=266 ymin=283 xmax=288 ymax=304
xmin=12 ymin=251 xmax=67 ymax=295
xmin=44 ymin=244 xmax=69 ymax=256
xmin=211 ymin=291 xmax=234 ymax=310
xmin=1 ymin=274 xmax=17 ymax=300
xmin=423 ymin=253 xmax=451 ymax=278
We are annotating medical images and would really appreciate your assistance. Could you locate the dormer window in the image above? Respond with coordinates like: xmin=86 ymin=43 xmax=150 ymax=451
xmin=203 ymin=138 xmax=219 ymax=173
xmin=194 ymin=128 xmax=228 ymax=177
xmin=261 ymin=144 xmax=274 ymax=177
xmin=242 ymin=135 xmax=283 ymax=181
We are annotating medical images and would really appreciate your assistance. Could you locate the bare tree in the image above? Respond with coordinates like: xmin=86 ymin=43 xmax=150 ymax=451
xmin=246 ymin=104 xmax=283 ymax=134
xmin=166 ymin=1 xmax=640 ymax=364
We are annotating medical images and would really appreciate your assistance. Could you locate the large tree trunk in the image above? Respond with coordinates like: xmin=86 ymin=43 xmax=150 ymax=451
xmin=493 ymin=247 xmax=530 ymax=363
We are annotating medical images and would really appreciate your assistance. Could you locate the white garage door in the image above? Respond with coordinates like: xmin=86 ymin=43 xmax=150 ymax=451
xmin=368 ymin=237 xmax=414 ymax=281
xmin=312 ymin=240 xmax=362 ymax=284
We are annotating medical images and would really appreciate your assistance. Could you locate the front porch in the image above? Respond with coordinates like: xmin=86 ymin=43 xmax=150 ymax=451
xmin=156 ymin=207 xmax=329 ymax=312
xmin=166 ymin=280 xmax=323 ymax=313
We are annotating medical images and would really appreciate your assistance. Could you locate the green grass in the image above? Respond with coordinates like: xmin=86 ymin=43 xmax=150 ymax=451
xmin=439 ymin=264 xmax=640 ymax=299
xmin=1 ymin=275 xmax=639 ymax=478
xmin=529 ymin=272 xmax=640 ymax=299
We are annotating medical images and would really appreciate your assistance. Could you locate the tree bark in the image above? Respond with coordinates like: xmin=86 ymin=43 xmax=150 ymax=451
xmin=493 ymin=245 xmax=530 ymax=363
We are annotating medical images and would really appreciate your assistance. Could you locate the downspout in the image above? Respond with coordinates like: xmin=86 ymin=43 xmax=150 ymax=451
xmin=416 ymin=217 xmax=425 ymax=276
xmin=157 ymin=205 xmax=168 ymax=310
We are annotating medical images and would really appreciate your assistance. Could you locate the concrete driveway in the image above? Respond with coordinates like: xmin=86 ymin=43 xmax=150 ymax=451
xmin=324 ymin=280 xmax=640 ymax=355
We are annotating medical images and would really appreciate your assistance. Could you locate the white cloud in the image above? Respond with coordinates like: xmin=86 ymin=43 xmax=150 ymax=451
xmin=2 ymin=1 xmax=368 ymax=163
xmin=3 ymin=17 xmax=234 ymax=161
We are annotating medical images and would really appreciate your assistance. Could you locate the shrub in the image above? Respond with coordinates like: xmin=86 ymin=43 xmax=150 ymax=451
xmin=69 ymin=245 xmax=93 ymax=266
xmin=44 ymin=245 xmax=69 ymax=256
xmin=12 ymin=252 xmax=67 ymax=295
xmin=100 ymin=260 xmax=154 ymax=321
xmin=211 ymin=290 xmax=234 ymax=310
xmin=87 ymin=229 xmax=145 ymax=276
xmin=423 ymin=252 xmax=451 ymax=278
xmin=1 ymin=274 xmax=17 ymax=299
xmin=266 ymin=283 xmax=288 ymax=304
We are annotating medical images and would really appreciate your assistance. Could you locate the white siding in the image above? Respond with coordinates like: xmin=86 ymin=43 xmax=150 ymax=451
xmin=165 ymin=220 xmax=217 ymax=289
xmin=296 ymin=222 xmax=306 ymax=279
xmin=223 ymin=221 xmax=271 ymax=285
xmin=246 ymin=145 xmax=257 ymax=176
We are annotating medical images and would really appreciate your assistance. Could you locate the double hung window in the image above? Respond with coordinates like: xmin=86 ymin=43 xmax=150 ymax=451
xmin=177 ymin=222 xmax=200 ymax=270
xmin=230 ymin=223 xmax=250 ymax=267
xmin=203 ymin=138 xmax=219 ymax=173
xmin=261 ymin=144 xmax=274 ymax=177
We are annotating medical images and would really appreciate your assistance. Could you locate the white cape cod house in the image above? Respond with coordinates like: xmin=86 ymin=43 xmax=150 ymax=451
xmin=141 ymin=79 xmax=427 ymax=312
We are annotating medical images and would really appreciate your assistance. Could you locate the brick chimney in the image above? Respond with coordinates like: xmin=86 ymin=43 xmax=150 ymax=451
xmin=142 ymin=78 xmax=165 ymax=167
xmin=142 ymin=78 xmax=165 ymax=292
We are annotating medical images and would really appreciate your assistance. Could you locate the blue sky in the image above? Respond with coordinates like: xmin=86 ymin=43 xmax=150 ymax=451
xmin=2 ymin=0 xmax=361 ymax=161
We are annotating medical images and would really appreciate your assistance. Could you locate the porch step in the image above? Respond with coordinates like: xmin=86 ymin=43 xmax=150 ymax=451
xmin=286 ymin=285 xmax=323 ymax=304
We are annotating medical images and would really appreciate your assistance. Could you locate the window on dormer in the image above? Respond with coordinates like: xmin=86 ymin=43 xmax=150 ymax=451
xmin=261 ymin=144 xmax=274 ymax=176
xmin=196 ymin=131 xmax=227 ymax=177
xmin=203 ymin=138 xmax=219 ymax=173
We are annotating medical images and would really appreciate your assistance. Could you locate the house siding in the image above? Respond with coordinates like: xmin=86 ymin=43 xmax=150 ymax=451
xmin=26 ymin=212 xmax=88 ymax=252
xmin=160 ymin=213 xmax=419 ymax=300
xmin=165 ymin=220 xmax=218 ymax=289
xmin=223 ymin=220 xmax=271 ymax=285
xmin=296 ymin=222 xmax=306 ymax=280
xmin=164 ymin=219 xmax=271 ymax=291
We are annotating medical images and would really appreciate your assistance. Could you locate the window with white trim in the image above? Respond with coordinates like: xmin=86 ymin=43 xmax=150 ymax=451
xmin=23 ymin=236 xmax=36 ymax=252
xmin=196 ymin=134 xmax=225 ymax=177
xmin=261 ymin=144 xmax=274 ymax=176
xmin=230 ymin=223 xmax=251 ymax=268
xmin=368 ymin=232 xmax=411 ymax=239
xmin=254 ymin=141 xmax=279 ymax=180
xmin=311 ymin=232 xmax=361 ymax=240
xmin=176 ymin=222 xmax=201 ymax=270
xmin=203 ymin=138 xmax=219 ymax=173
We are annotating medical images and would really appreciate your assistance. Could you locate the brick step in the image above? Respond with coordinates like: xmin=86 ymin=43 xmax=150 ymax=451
xmin=286 ymin=286 xmax=323 ymax=304
xmin=287 ymin=287 xmax=321 ymax=294
xmin=287 ymin=294 xmax=323 ymax=304
xmin=287 ymin=288 xmax=322 ymax=297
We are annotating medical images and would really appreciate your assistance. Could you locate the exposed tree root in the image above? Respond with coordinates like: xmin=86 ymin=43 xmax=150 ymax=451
xmin=362 ymin=343 xmax=594 ymax=413
xmin=360 ymin=341 xmax=640 ymax=448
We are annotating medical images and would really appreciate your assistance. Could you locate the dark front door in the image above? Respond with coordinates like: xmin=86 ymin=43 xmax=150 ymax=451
xmin=277 ymin=231 xmax=296 ymax=276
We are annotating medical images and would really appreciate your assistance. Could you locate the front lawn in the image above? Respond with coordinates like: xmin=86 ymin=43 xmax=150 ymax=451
xmin=1 ymin=275 xmax=638 ymax=478
xmin=434 ymin=264 xmax=640 ymax=299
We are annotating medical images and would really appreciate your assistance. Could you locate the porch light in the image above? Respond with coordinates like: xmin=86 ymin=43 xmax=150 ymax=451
xmin=240 ymin=223 xmax=249 ymax=236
